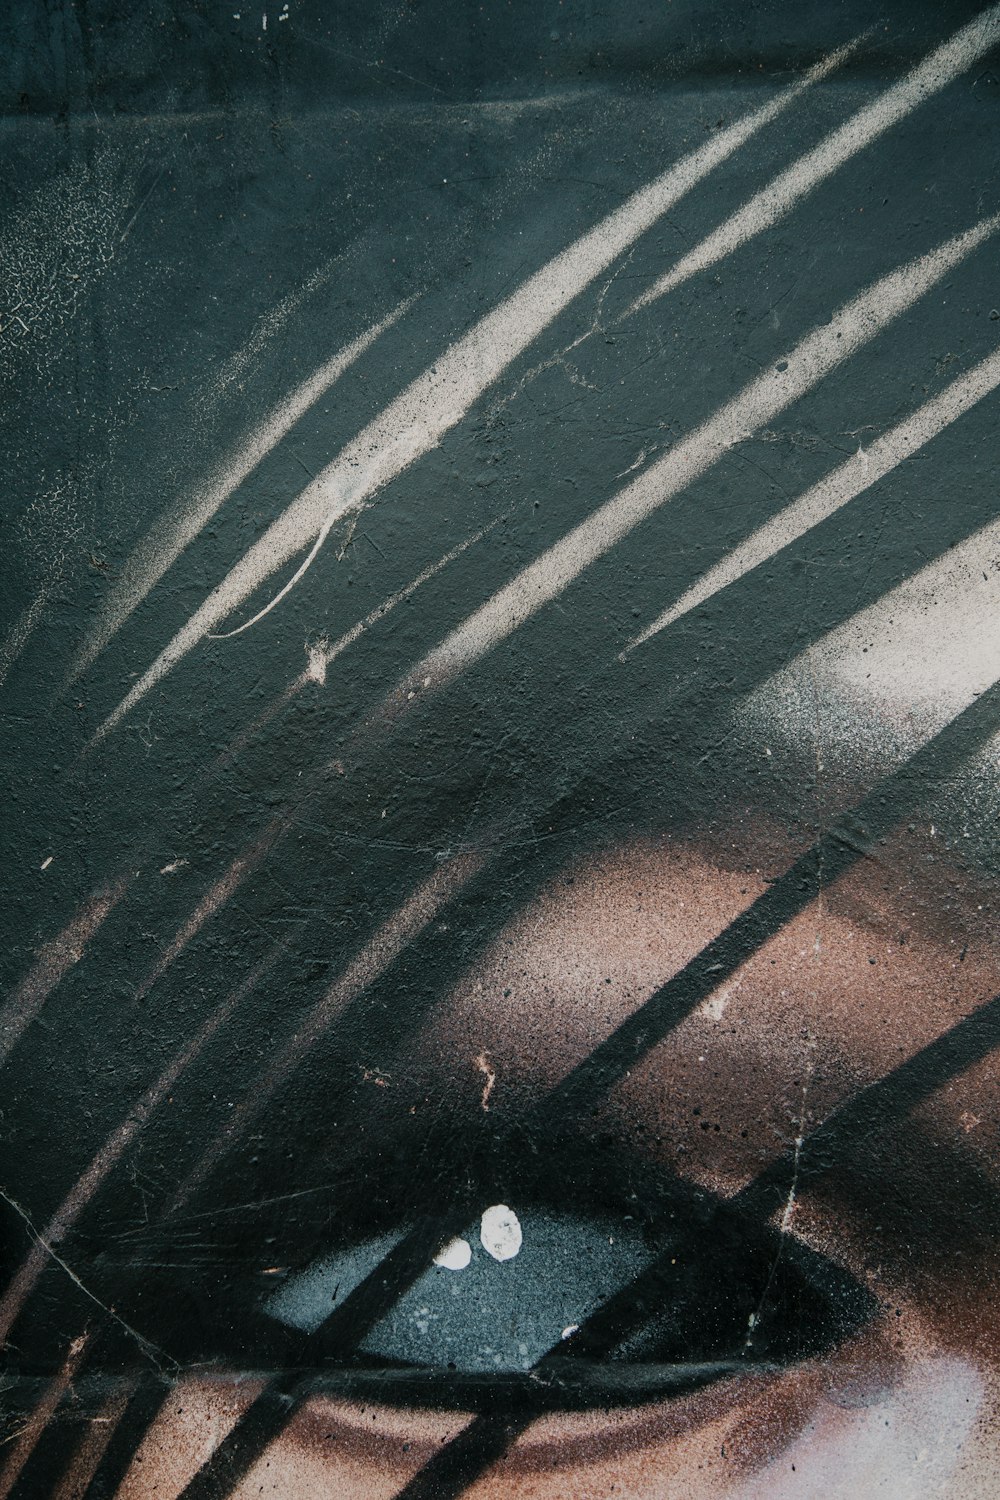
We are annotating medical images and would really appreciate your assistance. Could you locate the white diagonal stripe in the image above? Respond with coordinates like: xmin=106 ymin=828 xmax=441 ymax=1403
xmin=628 ymin=345 xmax=1000 ymax=648
xmin=90 ymin=41 xmax=857 ymax=746
xmin=69 ymin=295 xmax=414 ymax=684
xmin=380 ymin=215 xmax=999 ymax=713
xmin=629 ymin=3 xmax=1000 ymax=312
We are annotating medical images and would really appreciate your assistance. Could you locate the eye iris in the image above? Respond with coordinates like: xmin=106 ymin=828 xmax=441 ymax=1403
xmin=267 ymin=1208 xmax=652 ymax=1373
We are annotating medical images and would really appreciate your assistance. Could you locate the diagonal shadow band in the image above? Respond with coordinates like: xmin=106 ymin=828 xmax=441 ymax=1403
xmin=534 ymin=689 xmax=1000 ymax=1124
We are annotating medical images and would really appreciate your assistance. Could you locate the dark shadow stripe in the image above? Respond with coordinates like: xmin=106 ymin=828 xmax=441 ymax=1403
xmin=391 ymin=1413 xmax=533 ymax=1500
xmin=175 ymin=1215 xmax=469 ymax=1500
xmin=6 ymin=1388 xmax=82 ymax=1500
xmin=736 ymin=989 xmax=1000 ymax=1218
xmin=311 ymin=1213 xmax=472 ymax=1353
xmin=174 ymin=1375 xmax=303 ymax=1500
xmin=539 ymin=679 xmax=1000 ymax=1121
xmin=387 ymin=1358 xmax=750 ymax=1497
xmin=80 ymin=1375 xmax=171 ymax=1500
xmin=3 ymin=1370 xmax=154 ymax=1500
xmin=520 ymin=989 xmax=1000 ymax=1402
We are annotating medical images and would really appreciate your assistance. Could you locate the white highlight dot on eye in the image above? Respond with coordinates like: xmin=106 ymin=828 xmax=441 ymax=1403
xmin=480 ymin=1203 xmax=522 ymax=1261
xmin=433 ymin=1237 xmax=472 ymax=1271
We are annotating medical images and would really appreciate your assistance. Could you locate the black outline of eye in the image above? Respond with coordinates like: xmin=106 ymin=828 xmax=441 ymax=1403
xmin=102 ymin=1130 xmax=877 ymax=1411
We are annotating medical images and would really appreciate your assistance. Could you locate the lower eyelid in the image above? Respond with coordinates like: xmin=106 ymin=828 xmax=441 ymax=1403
xmin=108 ymin=1312 xmax=961 ymax=1500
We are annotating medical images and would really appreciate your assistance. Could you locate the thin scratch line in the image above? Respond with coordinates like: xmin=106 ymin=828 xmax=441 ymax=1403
xmin=0 ymin=1188 xmax=176 ymax=1372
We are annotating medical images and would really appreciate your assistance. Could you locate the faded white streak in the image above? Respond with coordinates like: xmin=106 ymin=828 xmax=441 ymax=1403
xmin=169 ymin=851 xmax=485 ymax=1210
xmin=628 ymin=344 xmax=1000 ymax=647
xmin=379 ymin=217 xmax=998 ymax=712
xmin=49 ymin=1386 xmax=132 ymax=1500
xmin=91 ymin=40 xmax=857 ymax=746
xmin=741 ymin=515 xmax=1000 ymax=768
xmin=630 ymin=3 xmax=1000 ymax=312
xmin=133 ymin=817 xmax=284 ymax=1003
xmin=208 ymin=259 xmax=341 ymax=408
xmin=0 ymin=1333 xmax=89 ymax=1499
xmin=0 ymin=875 xmax=133 ymax=1069
xmin=211 ymin=524 xmax=496 ymax=769
xmin=0 ymin=948 xmax=283 ymax=1347
xmin=70 ymin=297 xmax=413 ymax=684
xmin=0 ymin=586 xmax=53 ymax=688
xmin=0 ymin=822 xmax=275 ymax=1073
xmin=306 ymin=523 xmax=496 ymax=681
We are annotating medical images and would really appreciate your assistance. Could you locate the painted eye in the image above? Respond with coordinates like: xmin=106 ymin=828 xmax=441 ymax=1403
xmin=264 ymin=1205 xmax=650 ymax=1371
xmin=249 ymin=1164 xmax=876 ymax=1414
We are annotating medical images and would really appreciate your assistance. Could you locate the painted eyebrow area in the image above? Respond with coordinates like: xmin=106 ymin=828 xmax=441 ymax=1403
xmin=405 ymin=829 xmax=1000 ymax=1181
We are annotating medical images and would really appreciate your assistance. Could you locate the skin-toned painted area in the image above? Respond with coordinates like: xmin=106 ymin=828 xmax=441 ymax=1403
xmin=3 ymin=2 xmax=1000 ymax=1497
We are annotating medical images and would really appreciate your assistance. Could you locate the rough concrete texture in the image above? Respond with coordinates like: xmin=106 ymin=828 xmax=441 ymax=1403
xmin=2 ymin=2 xmax=1000 ymax=1496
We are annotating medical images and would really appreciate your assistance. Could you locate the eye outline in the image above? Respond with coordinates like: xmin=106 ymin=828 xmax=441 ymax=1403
xmin=129 ymin=1129 xmax=877 ymax=1419
xmin=73 ymin=1153 xmax=877 ymax=1500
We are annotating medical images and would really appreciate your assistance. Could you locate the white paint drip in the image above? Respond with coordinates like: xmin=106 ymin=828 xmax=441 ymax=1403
xmin=433 ymin=1237 xmax=472 ymax=1271
xmin=702 ymin=990 xmax=730 ymax=1021
xmin=379 ymin=215 xmax=998 ymax=713
xmin=480 ymin=1204 xmax=522 ymax=1262
xmin=70 ymin=297 xmax=413 ymax=686
xmin=628 ymin=344 xmax=1000 ymax=647
xmin=475 ymin=1049 xmax=496 ymax=1110
xmin=304 ymin=639 xmax=329 ymax=685
xmin=629 ymin=3 xmax=1000 ymax=312
xmin=91 ymin=40 xmax=857 ymax=744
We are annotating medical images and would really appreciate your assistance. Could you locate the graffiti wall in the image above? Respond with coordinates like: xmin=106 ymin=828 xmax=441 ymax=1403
xmin=3 ymin=1 xmax=1000 ymax=1494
